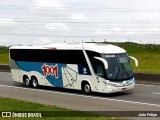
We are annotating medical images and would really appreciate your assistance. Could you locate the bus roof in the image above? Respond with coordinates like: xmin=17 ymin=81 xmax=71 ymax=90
xmin=10 ymin=43 xmax=126 ymax=54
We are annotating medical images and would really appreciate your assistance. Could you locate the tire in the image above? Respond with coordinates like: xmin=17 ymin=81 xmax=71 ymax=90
xmin=82 ymin=83 xmax=91 ymax=94
xmin=24 ymin=77 xmax=31 ymax=87
xmin=31 ymin=77 xmax=39 ymax=88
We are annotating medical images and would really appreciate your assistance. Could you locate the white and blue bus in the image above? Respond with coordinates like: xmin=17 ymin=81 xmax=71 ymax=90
xmin=10 ymin=43 xmax=138 ymax=94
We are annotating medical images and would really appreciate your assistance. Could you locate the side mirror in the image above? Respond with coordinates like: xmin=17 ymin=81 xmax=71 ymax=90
xmin=94 ymin=57 xmax=108 ymax=69
xmin=129 ymin=56 xmax=138 ymax=67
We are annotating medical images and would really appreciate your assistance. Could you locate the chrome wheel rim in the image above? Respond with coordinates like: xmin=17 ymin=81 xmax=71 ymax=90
xmin=33 ymin=79 xmax=38 ymax=87
xmin=85 ymin=84 xmax=90 ymax=93
xmin=25 ymin=79 xmax=30 ymax=86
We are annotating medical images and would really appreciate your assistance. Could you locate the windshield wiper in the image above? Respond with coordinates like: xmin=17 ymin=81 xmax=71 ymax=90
xmin=121 ymin=64 xmax=130 ymax=78
xmin=115 ymin=58 xmax=121 ymax=79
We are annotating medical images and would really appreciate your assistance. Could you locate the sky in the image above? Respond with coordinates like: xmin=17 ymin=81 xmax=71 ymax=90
xmin=0 ymin=0 xmax=160 ymax=46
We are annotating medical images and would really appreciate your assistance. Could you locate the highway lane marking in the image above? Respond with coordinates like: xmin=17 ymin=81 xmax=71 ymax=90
xmin=136 ymin=84 xmax=160 ymax=87
xmin=0 ymin=72 xmax=11 ymax=75
xmin=152 ymin=92 xmax=160 ymax=95
xmin=0 ymin=84 xmax=160 ymax=107
xmin=135 ymin=84 xmax=160 ymax=94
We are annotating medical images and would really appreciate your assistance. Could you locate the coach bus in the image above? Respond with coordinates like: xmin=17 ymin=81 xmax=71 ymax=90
xmin=9 ymin=43 xmax=138 ymax=94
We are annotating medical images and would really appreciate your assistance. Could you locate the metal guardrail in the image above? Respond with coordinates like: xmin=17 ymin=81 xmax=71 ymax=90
xmin=0 ymin=64 xmax=10 ymax=72
xmin=134 ymin=73 xmax=160 ymax=85
xmin=0 ymin=64 xmax=159 ymax=85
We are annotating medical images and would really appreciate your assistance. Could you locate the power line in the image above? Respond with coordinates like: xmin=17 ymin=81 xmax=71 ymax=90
xmin=1 ymin=32 xmax=160 ymax=37
xmin=2 ymin=19 xmax=160 ymax=24
xmin=4 ymin=17 xmax=160 ymax=22
xmin=4 ymin=26 xmax=160 ymax=31
xmin=2 ymin=18 xmax=160 ymax=24
xmin=7 ymin=25 xmax=160 ymax=29
xmin=1 ymin=5 xmax=160 ymax=12
xmin=11 ymin=21 xmax=160 ymax=23
xmin=2 ymin=24 xmax=160 ymax=30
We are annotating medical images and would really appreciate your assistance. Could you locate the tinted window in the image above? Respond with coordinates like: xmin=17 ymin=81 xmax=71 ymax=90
xmin=10 ymin=49 xmax=88 ymax=67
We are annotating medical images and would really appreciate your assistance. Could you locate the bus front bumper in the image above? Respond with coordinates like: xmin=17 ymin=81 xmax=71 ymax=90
xmin=106 ymin=80 xmax=135 ymax=93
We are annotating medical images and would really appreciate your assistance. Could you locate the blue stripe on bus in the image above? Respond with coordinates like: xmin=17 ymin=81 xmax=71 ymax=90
xmin=16 ymin=61 xmax=67 ymax=88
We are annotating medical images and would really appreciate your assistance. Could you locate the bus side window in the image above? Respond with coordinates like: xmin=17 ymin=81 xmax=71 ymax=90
xmin=94 ymin=60 xmax=105 ymax=78
xmin=86 ymin=50 xmax=106 ymax=78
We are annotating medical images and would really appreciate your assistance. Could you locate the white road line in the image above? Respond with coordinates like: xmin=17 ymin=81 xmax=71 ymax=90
xmin=0 ymin=72 xmax=11 ymax=75
xmin=152 ymin=92 xmax=160 ymax=95
xmin=0 ymin=84 xmax=160 ymax=107
xmin=136 ymin=83 xmax=160 ymax=87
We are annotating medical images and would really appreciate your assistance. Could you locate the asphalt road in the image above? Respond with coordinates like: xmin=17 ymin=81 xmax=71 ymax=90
xmin=0 ymin=72 xmax=160 ymax=119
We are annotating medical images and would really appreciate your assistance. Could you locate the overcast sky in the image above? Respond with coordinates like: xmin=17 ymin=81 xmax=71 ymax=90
xmin=0 ymin=0 xmax=160 ymax=46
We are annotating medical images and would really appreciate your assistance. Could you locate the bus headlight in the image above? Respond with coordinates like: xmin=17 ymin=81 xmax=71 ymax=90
xmin=108 ymin=83 xmax=117 ymax=86
xmin=107 ymin=81 xmax=134 ymax=87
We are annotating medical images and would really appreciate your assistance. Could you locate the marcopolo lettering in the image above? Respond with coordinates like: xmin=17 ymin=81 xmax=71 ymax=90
xmin=41 ymin=63 xmax=58 ymax=78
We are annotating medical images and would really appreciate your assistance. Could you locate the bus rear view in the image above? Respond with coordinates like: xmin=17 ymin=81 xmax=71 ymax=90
xmin=10 ymin=43 xmax=138 ymax=94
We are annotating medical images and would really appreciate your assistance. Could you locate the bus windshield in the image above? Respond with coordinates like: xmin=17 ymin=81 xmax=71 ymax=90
xmin=102 ymin=53 xmax=133 ymax=81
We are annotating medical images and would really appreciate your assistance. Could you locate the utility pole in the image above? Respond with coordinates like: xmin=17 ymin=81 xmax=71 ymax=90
xmin=116 ymin=38 xmax=117 ymax=45
xmin=82 ymin=40 xmax=83 ymax=43
xmin=127 ymin=37 xmax=129 ymax=42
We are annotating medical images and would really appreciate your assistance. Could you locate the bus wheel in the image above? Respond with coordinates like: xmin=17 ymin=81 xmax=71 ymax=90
xmin=31 ymin=77 xmax=39 ymax=88
xmin=24 ymin=77 xmax=30 ymax=87
xmin=82 ymin=82 xmax=91 ymax=94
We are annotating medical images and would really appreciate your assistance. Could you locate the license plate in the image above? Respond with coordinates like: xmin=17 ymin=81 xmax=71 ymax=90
xmin=122 ymin=88 xmax=127 ymax=91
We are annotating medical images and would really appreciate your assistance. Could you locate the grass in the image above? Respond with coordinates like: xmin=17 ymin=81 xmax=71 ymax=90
xmin=0 ymin=97 xmax=122 ymax=120
xmin=0 ymin=46 xmax=9 ymax=64
xmin=0 ymin=42 xmax=160 ymax=73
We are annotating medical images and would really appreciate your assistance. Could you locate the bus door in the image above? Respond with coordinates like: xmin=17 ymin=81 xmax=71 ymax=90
xmin=94 ymin=60 xmax=106 ymax=92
